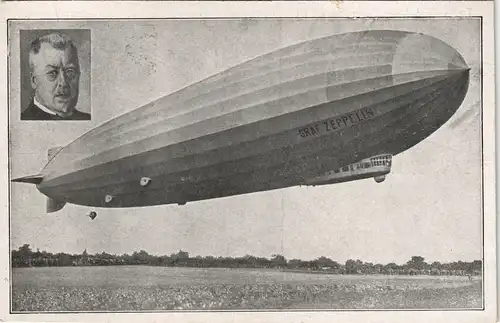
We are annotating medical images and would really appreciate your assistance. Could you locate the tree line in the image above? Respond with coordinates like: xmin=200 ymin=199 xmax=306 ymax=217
xmin=12 ymin=244 xmax=482 ymax=276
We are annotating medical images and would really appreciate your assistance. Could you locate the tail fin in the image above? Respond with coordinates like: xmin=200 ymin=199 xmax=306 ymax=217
xmin=12 ymin=174 xmax=66 ymax=212
xmin=46 ymin=146 xmax=67 ymax=213
xmin=11 ymin=174 xmax=43 ymax=184
xmin=48 ymin=146 xmax=63 ymax=162
xmin=12 ymin=146 xmax=62 ymax=183
xmin=47 ymin=198 xmax=66 ymax=213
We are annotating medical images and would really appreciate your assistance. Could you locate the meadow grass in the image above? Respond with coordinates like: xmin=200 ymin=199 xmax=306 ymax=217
xmin=11 ymin=266 xmax=482 ymax=311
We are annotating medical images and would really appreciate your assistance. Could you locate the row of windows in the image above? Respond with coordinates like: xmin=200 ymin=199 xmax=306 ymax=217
xmin=371 ymin=155 xmax=392 ymax=167
xmin=330 ymin=156 xmax=392 ymax=174
xmin=371 ymin=155 xmax=392 ymax=162
xmin=372 ymin=160 xmax=391 ymax=167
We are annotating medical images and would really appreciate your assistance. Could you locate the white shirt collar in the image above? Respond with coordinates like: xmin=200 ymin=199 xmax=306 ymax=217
xmin=33 ymin=97 xmax=57 ymax=116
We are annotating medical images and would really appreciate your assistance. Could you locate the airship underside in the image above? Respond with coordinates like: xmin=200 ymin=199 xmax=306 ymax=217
xmin=12 ymin=30 xmax=470 ymax=212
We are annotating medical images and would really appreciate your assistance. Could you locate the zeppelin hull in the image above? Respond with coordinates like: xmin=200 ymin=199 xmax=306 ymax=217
xmin=36 ymin=30 xmax=470 ymax=208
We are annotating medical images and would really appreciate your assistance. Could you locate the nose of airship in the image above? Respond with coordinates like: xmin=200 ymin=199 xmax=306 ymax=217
xmin=392 ymin=32 xmax=469 ymax=74
xmin=392 ymin=31 xmax=470 ymax=119
xmin=384 ymin=32 xmax=470 ymax=153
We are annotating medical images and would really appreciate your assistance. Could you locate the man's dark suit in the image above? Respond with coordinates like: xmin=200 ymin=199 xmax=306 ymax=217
xmin=21 ymin=99 xmax=91 ymax=121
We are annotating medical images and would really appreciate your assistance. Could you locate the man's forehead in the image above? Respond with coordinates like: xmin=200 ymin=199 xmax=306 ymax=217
xmin=32 ymin=43 xmax=79 ymax=67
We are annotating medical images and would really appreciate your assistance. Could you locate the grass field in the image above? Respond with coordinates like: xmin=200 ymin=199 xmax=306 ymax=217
xmin=11 ymin=266 xmax=483 ymax=311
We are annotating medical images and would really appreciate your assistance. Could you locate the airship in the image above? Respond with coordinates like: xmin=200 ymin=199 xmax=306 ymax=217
xmin=12 ymin=30 xmax=470 ymax=216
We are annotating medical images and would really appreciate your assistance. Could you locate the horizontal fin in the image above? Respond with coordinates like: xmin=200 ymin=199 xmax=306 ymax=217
xmin=11 ymin=174 xmax=43 ymax=185
xmin=47 ymin=198 xmax=66 ymax=213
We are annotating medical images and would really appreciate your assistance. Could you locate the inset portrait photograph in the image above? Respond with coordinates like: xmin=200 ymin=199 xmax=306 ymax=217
xmin=20 ymin=29 xmax=91 ymax=120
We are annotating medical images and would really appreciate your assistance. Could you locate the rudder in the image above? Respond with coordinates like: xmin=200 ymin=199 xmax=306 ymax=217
xmin=47 ymin=198 xmax=66 ymax=213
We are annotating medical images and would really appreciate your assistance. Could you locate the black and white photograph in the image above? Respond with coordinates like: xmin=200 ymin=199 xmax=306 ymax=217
xmin=2 ymin=3 xmax=496 ymax=322
xmin=19 ymin=29 xmax=91 ymax=121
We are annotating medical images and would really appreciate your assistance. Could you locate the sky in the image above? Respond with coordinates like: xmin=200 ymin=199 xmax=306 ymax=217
xmin=8 ymin=18 xmax=482 ymax=265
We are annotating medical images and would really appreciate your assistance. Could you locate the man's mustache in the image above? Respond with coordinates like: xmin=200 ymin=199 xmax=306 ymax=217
xmin=54 ymin=91 xmax=71 ymax=98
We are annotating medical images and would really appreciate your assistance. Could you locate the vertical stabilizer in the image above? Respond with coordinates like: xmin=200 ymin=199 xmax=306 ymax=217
xmin=12 ymin=148 xmax=67 ymax=213
xmin=47 ymin=146 xmax=66 ymax=212
xmin=47 ymin=198 xmax=66 ymax=213
xmin=48 ymin=146 xmax=63 ymax=162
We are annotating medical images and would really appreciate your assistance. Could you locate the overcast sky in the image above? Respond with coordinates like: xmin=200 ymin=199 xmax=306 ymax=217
xmin=9 ymin=18 xmax=481 ymax=265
